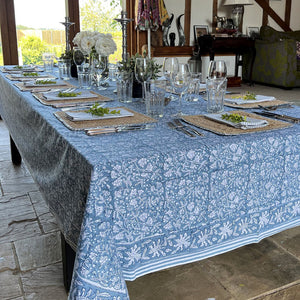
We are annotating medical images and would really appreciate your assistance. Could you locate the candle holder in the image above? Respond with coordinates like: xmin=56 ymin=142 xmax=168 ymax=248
xmin=61 ymin=17 xmax=75 ymax=53
xmin=115 ymin=11 xmax=133 ymax=62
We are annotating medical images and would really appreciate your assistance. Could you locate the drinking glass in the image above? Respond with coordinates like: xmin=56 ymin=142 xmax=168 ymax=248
xmin=206 ymin=60 xmax=227 ymax=113
xmin=163 ymin=57 xmax=179 ymax=99
xmin=134 ymin=57 xmax=152 ymax=101
xmin=207 ymin=60 xmax=227 ymax=79
xmin=170 ymin=63 xmax=191 ymax=116
xmin=92 ymin=55 xmax=107 ymax=90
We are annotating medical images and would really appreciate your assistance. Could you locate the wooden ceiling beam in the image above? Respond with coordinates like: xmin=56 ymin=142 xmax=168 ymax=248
xmin=255 ymin=0 xmax=292 ymax=31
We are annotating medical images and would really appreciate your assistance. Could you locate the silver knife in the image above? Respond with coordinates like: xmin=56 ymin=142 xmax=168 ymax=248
xmin=254 ymin=111 xmax=300 ymax=123
xmin=167 ymin=121 xmax=195 ymax=137
xmin=175 ymin=119 xmax=204 ymax=136
xmin=85 ymin=124 xmax=155 ymax=136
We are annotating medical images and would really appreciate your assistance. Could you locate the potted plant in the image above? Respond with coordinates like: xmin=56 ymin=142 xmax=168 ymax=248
xmin=118 ymin=53 xmax=162 ymax=98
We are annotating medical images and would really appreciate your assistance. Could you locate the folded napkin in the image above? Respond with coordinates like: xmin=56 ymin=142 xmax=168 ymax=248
xmin=225 ymin=94 xmax=276 ymax=105
xmin=43 ymin=90 xmax=98 ymax=101
xmin=205 ymin=113 xmax=269 ymax=130
xmin=65 ymin=107 xmax=134 ymax=122
xmin=24 ymin=80 xmax=67 ymax=87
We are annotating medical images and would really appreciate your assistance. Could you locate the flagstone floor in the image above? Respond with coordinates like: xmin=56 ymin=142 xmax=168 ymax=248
xmin=0 ymin=83 xmax=300 ymax=300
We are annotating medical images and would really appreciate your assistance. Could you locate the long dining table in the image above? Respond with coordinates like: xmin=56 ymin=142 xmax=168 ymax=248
xmin=0 ymin=68 xmax=300 ymax=299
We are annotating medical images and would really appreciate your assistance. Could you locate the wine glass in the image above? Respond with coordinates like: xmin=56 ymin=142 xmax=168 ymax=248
xmin=163 ymin=57 xmax=179 ymax=99
xmin=170 ymin=63 xmax=191 ymax=116
xmin=207 ymin=60 xmax=227 ymax=79
xmin=73 ymin=47 xmax=85 ymax=66
xmin=94 ymin=55 xmax=108 ymax=90
xmin=134 ymin=58 xmax=152 ymax=101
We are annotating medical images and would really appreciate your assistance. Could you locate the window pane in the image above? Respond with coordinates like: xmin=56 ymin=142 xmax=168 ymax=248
xmin=79 ymin=0 xmax=122 ymax=63
xmin=14 ymin=0 xmax=66 ymax=65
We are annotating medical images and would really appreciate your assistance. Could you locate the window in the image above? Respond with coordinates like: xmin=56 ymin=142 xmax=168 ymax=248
xmin=79 ymin=0 xmax=122 ymax=63
xmin=0 ymin=27 xmax=3 ymax=66
xmin=14 ymin=0 xmax=66 ymax=65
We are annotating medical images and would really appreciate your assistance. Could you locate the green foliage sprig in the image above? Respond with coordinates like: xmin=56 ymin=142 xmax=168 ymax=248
xmin=221 ymin=113 xmax=247 ymax=123
xmin=87 ymin=103 xmax=120 ymax=117
xmin=118 ymin=53 xmax=162 ymax=80
xmin=58 ymin=91 xmax=82 ymax=97
xmin=23 ymin=72 xmax=38 ymax=77
xmin=36 ymin=79 xmax=56 ymax=84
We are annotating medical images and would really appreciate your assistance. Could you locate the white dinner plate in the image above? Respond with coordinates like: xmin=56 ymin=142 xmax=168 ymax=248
xmin=205 ymin=113 xmax=269 ymax=130
xmin=43 ymin=90 xmax=98 ymax=101
xmin=224 ymin=94 xmax=276 ymax=105
xmin=65 ymin=107 xmax=134 ymax=121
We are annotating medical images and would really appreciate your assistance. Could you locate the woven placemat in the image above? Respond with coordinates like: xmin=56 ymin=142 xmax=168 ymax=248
xmin=182 ymin=110 xmax=292 ymax=136
xmin=224 ymin=99 xmax=291 ymax=109
xmin=54 ymin=107 xmax=157 ymax=130
xmin=14 ymin=81 xmax=75 ymax=92
xmin=32 ymin=91 xmax=111 ymax=107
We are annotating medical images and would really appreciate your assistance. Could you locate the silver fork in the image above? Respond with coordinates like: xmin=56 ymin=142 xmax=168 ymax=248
xmin=174 ymin=119 xmax=204 ymax=136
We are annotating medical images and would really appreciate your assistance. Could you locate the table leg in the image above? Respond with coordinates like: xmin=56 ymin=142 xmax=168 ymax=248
xmin=61 ymin=233 xmax=76 ymax=292
xmin=10 ymin=135 xmax=22 ymax=165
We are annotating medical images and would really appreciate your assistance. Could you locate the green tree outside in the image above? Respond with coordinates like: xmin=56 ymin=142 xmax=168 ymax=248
xmin=80 ymin=0 xmax=122 ymax=63
xmin=19 ymin=36 xmax=48 ymax=65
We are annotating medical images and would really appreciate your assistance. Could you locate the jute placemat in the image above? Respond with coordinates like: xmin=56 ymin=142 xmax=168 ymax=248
xmin=32 ymin=91 xmax=111 ymax=107
xmin=224 ymin=99 xmax=291 ymax=109
xmin=14 ymin=81 xmax=75 ymax=92
xmin=182 ymin=110 xmax=292 ymax=136
xmin=54 ymin=107 xmax=157 ymax=131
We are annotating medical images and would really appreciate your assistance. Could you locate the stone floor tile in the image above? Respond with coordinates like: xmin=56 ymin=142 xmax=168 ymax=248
xmin=1 ymin=175 xmax=38 ymax=195
xmin=38 ymin=212 xmax=59 ymax=234
xmin=14 ymin=232 xmax=62 ymax=271
xmin=0 ymin=270 xmax=22 ymax=299
xmin=0 ymin=161 xmax=30 ymax=181
xmin=0 ymin=242 xmax=17 ymax=271
xmin=127 ymin=262 xmax=233 ymax=300
xmin=269 ymin=226 xmax=300 ymax=259
xmin=198 ymin=239 xmax=300 ymax=300
xmin=0 ymin=195 xmax=41 ymax=243
xmin=252 ymin=282 xmax=300 ymax=300
xmin=21 ymin=263 xmax=68 ymax=300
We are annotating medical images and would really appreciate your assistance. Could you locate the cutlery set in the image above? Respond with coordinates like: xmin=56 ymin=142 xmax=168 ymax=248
xmin=168 ymin=119 xmax=204 ymax=137
xmin=85 ymin=124 xmax=156 ymax=136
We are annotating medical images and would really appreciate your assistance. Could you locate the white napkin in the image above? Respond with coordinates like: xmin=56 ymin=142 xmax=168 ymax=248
xmin=65 ymin=107 xmax=134 ymax=121
xmin=43 ymin=90 xmax=98 ymax=101
xmin=225 ymin=94 xmax=276 ymax=105
xmin=234 ymin=118 xmax=269 ymax=129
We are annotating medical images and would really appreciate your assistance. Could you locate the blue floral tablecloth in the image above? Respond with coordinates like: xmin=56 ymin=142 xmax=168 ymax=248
xmin=0 ymin=69 xmax=299 ymax=299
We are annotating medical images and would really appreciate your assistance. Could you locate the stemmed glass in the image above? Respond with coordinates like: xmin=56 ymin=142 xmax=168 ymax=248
xmin=73 ymin=47 xmax=85 ymax=66
xmin=134 ymin=57 xmax=152 ymax=101
xmin=94 ymin=55 xmax=108 ymax=90
xmin=207 ymin=60 xmax=227 ymax=79
xmin=170 ymin=63 xmax=191 ymax=116
xmin=163 ymin=57 xmax=179 ymax=99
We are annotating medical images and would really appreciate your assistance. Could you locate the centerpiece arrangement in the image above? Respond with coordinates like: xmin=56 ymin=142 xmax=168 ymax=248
xmin=72 ymin=31 xmax=117 ymax=88
xmin=118 ymin=53 xmax=162 ymax=98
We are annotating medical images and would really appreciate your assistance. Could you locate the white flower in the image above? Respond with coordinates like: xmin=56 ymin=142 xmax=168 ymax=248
xmin=73 ymin=31 xmax=117 ymax=57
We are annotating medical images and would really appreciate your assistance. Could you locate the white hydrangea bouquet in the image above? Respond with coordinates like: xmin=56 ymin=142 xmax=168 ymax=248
xmin=72 ymin=31 xmax=117 ymax=57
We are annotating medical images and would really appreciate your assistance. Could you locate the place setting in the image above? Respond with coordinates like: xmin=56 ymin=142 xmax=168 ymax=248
xmin=0 ymin=65 xmax=43 ymax=73
xmin=223 ymin=91 xmax=293 ymax=109
xmin=31 ymin=87 xmax=112 ymax=107
xmin=54 ymin=102 xmax=157 ymax=134
xmin=14 ymin=78 xmax=75 ymax=92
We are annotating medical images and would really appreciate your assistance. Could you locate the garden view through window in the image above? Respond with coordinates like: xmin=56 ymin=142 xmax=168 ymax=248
xmin=14 ymin=0 xmax=122 ymax=65
xmin=0 ymin=26 xmax=3 ymax=66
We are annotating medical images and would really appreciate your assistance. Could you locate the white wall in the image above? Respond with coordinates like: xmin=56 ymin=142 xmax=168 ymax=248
xmin=159 ymin=0 xmax=300 ymax=77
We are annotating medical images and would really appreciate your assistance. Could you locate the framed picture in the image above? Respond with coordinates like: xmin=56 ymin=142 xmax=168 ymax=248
xmin=194 ymin=25 xmax=209 ymax=43
xmin=247 ymin=27 xmax=260 ymax=38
